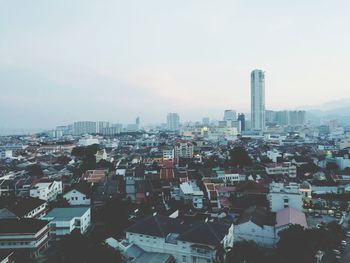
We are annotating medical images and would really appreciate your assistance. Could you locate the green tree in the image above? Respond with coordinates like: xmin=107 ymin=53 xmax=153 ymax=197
xmin=226 ymin=241 xmax=262 ymax=263
xmin=230 ymin=147 xmax=251 ymax=168
xmin=26 ymin=164 xmax=44 ymax=177
xmin=50 ymin=230 xmax=122 ymax=263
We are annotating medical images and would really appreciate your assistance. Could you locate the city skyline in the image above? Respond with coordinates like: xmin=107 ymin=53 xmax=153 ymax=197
xmin=2 ymin=0 xmax=350 ymax=129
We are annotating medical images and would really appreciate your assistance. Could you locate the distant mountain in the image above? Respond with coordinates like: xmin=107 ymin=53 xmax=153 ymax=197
xmin=303 ymin=99 xmax=350 ymax=124
xmin=301 ymin=99 xmax=350 ymax=112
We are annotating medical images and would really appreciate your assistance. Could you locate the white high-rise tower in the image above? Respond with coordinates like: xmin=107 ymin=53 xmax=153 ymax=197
xmin=251 ymin=69 xmax=265 ymax=131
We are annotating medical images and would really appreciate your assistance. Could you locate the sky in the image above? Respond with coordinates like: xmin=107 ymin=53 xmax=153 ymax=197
xmin=1 ymin=0 xmax=350 ymax=129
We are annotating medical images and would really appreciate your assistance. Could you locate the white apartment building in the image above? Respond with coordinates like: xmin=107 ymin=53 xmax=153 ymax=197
xmin=265 ymin=162 xmax=297 ymax=178
xmin=215 ymin=169 xmax=246 ymax=185
xmin=267 ymin=182 xmax=303 ymax=212
xmin=162 ymin=147 xmax=175 ymax=161
xmin=178 ymin=181 xmax=204 ymax=209
xmin=174 ymin=141 xmax=194 ymax=159
xmin=30 ymin=181 xmax=63 ymax=202
xmin=43 ymin=207 xmax=91 ymax=236
xmin=167 ymin=113 xmax=180 ymax=131
xmin=125 ymin=215 xmax=233 ymax=263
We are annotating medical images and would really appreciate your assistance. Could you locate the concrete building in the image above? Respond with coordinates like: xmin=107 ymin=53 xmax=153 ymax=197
xmin=251 ymin=69 xmax=265 ymax=131
xmin=125 ymin=215 xmax=233 ymax=263
xmin=63 ymin=184 xmax=91 ymax=206
xmin=167 ymin=113 xmax=180 ymax=131
xmin=265 ymin=162 xmax=297 ymax=178
xmin=234 ymin=207 xmax=276 ymax=247
xmin=0 ymin=197 xmax=47 ymax=219
xmin=237 ymin=113 xmax=246 ymax=131
xmin=43 ymin=207 xmax=91 ymax=236
xmin=224 ymin=110 xmax=237 ymax=122
xmin=268 ymin=182 xmax=303 ymax=212
xmin=174 ymin=141 xmax=194 ymax=160
xmin=30 ymin=181 xmax=63 ymax=202
xmin=73 ymin=121 xmax=97 ymax=135
xmin=0 ymin=219 xmax=50 ymax=257
xmin=162 ymin=147 xmax=175 ymax=161
xmin=178 ymin=181 xmax=204 ymax=209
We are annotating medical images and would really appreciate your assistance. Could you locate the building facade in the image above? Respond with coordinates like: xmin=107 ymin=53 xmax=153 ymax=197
xmin=251 ymin=69 xmax=265 ymax=131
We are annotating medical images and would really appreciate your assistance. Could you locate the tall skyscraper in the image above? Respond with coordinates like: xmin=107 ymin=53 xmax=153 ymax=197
xmin=251 ymin=69 xmax=265 ymax=130
xmin=167 ymin=113 xmax=180 ymax=131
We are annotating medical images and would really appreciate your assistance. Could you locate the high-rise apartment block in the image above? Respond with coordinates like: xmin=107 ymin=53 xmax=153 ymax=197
xmin=167 ymin=113 xmax=180 ymax=131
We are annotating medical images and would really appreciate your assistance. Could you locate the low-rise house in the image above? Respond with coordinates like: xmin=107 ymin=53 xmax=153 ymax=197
xmin=265 ymin=162 xmax=297 ymax=178
xmin=214 ymin=169 xmax=246 ymax=185
xmin=234 ymin=206 xmax=308 ymax=247
xmin=234 ymin=206 xmax=276 ymax=247
xmin=63 ymin=183 xmax=91 ymax=206
xmin=275 ymin=207 xmax=308 ymax=233
xmin=30 ymin=181 xmax=62 ymax=202
xmin=43 ymin=207 xmax=91 ymax=237
xmin=179 ymin=181 xmax=204 ymax=209
xmin=0 ymin=197 xmax=47 ymax=219
xmin=125 ymin=215 xmax=233 ymax=263
xmin=0 ymin=218 xmax=50 ymax=257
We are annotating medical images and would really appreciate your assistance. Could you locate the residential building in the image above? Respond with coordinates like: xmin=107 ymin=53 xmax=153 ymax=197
xmin=234 ymin=206 xmax=276 ymax=247
xmin=167 ymin=113 xmax=180 ymax=131
xmin=264 ymin=162 xmax=297 ymax=178
xmin=178 ymin=181 xmax=204 ymax=209
xmin=73 ymin=121 xmax=97 ymax=135
xmin=224 ymin=110 xmax=237 ymax=122
xmin=162 ymin=147 xmax=175 ymax=161
xmin=43 ymin=207 xmax=91 ymax=236
xmin=125 ymin=215 xmax=233 ymax=263
xmin=215 ymin=169 xmax=246 ymax=185
xmin=174 ymin=141 xmax=194 ymax=160
xmin=0 ymin=218 xmax=50 ymax=257
xmin=30 ymin=181 xmax=63 ymax=202
xmin=0 ymin=197 xmax=47 ymax=219
xmin=275 ymin=207 xmax=307 ymax=233
xmin=268 ymin=182 xmax=303 ymax=212
xmin=96 ymin=121 xmax=110 ymax=134
xmin=63 ymin=183 xmax=91 ymax=206
xmin=234 ymin=206 xmax=307 ymax=247
xmin=251 ymin=69 xmax=265 ymax=131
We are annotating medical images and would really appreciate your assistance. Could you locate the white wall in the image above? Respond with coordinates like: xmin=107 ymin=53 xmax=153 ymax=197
xmin=234 ymin=221 xmax=276 ymax=247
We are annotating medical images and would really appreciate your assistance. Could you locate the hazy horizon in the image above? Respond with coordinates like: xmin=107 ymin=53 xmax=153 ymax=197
xmin=1 ymin=0 xmax=350 ymax=129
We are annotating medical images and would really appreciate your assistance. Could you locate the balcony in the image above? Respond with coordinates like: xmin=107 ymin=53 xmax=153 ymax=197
xmin=190 ymin=247 xmax=212 ymax=259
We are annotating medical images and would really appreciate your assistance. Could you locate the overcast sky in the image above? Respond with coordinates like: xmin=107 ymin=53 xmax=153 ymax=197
xmin=1 ymin=0 xmax=350 ymax=128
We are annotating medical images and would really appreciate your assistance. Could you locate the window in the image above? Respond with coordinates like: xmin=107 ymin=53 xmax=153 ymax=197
xmin=182 ymin=256 xmax=187 ymax=262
